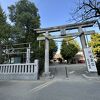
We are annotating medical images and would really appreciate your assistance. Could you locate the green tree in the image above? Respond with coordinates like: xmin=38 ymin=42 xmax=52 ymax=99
xmin=0 ymin=6 xmax=11 ymax=43
xmin=32 ymin=37 xmax=57 ymax=74
xmin=8 ymin=0 xmax=40 ymax=59
xmin=89 ymin=33 xmax=100 ymax=57
xmin=61 ymin=37 xmax=80 ymax=63
xmin=0 ymin=6 xmax=11 ymax=63
xmin=49 ymin=39 xmax=57 ymax=60
xmin=8 ymin=0 xmax=40 ymax=43
xmin=37 ymin=35 xmax=57 ymax=60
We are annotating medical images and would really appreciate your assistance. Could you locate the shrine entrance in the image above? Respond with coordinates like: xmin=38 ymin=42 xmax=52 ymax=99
xmin=35 ymin=20 xmax=98 ymax=78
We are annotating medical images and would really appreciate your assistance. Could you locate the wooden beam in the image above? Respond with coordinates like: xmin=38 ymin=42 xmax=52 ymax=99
xmin=34 ymin=20 xmax=97 ymax=33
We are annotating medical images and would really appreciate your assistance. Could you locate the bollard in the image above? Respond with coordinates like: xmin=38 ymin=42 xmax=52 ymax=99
xmin=65 ymin=66 xmax=68 ymax=78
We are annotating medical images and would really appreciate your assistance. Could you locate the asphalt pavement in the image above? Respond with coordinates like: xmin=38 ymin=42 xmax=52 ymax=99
xmin=0 ymin=64 xmax=100 ymax=100
xmin=0 ymin=78 xmax=100 ymax=100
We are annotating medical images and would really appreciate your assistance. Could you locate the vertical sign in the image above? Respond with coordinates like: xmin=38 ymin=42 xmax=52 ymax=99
xmin=26 ymin=48 xmax=30 ymax=63
xmin=84 ymin=47 xmax=97 ymax=72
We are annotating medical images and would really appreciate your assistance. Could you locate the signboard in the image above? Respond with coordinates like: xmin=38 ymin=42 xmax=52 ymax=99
xmin=26 ymin=48 xmax=30 ymax=63
xmin=84 ymin=47 xmax=97 ymax=72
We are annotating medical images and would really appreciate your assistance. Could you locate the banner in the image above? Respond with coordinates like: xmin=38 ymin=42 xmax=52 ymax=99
xmin=84 ymin=47 xmax=97 ymax=72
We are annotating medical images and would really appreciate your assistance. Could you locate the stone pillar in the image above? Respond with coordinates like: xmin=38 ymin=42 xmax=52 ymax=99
xmin=26 ymin=48 xmax=30 ymax=63
xmin=34 ymin=59 xmax=39 ymax=80
xmin=44 ymin=31 xmax=50 ymax=76
xmin=78 ymin=27 xmax=88 ymax=70
xmin=78 ymin=27 xmax=87 ymax=49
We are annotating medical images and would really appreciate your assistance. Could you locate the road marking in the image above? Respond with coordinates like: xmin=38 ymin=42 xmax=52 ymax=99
xmin=26 ymin=80 xmax=56 ymax=94
xmin=69 ymin=71 xmax=75 ymax=74
xmin=82 ymin=74 xmax=99 ymax=79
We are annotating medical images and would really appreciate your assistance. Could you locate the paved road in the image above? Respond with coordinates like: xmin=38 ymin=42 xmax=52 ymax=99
xmin=0 ymin=78 xmax=100 ymax=100
xmin=50 ymin=64 xmax=98 ymax=78
xmin=0 ymin=64 xmax=100 ymax=100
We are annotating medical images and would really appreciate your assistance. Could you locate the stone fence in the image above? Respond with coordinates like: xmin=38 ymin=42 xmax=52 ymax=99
xmin=0 ymin=60 xmax=38 ymax=80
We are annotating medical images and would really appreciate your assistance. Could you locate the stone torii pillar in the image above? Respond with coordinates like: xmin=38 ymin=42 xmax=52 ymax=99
xmin=78 ymin=27 xmax=97 ymax=72
xmin=37 ymin=32 xmax=50 ymax=77
xmin=44 ymin=31 xmax=50 ymax=76
xmin=78 ymin=27 xmax=87 ymax=49
xmin=78 ymin=27 xmax=87 ymax=65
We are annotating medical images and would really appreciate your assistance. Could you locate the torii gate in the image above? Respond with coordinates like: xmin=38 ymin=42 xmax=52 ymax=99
xmin=35 ymin=20 xmax=98 ymax=77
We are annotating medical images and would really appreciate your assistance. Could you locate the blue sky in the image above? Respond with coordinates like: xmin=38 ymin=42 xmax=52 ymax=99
xmin=0 ymin=0 xmax=77 ymax=27
xmin=0 ymin=0 xmax=77 ymax=51
xmin=33 ymin=0 xmax=77 ymax=27
xmin=0 ymin=0 xmax=99 ymax=52
xmin=0 ymin=0 xmax=99 ymax=30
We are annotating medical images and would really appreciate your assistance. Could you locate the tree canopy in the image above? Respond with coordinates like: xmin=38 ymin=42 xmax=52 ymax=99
xmin=34 ymin=35 xmax=57 ymax=74
xmin=0 ymin=6 xmax=11 ymax=44
xmin=38 ymin=35 xmax=57 ymax=60
xmin=0 ymin=6 xmax=11 ymax=63
xmin=61 ymin=37 xmax=80 ymax=63
xmin=8 ymin=0 xmax=40 ymax=43
xmin=89 ymin=33 xmax=100 ymax=57
xmin=49 ymin=39 xmax=57 ymax=60
xmin=7 ymin=0 xmax=40 ymax=62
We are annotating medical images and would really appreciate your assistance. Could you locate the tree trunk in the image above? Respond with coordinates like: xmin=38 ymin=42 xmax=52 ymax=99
xmin=67 ymin=59 xmax=71 ymax=64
